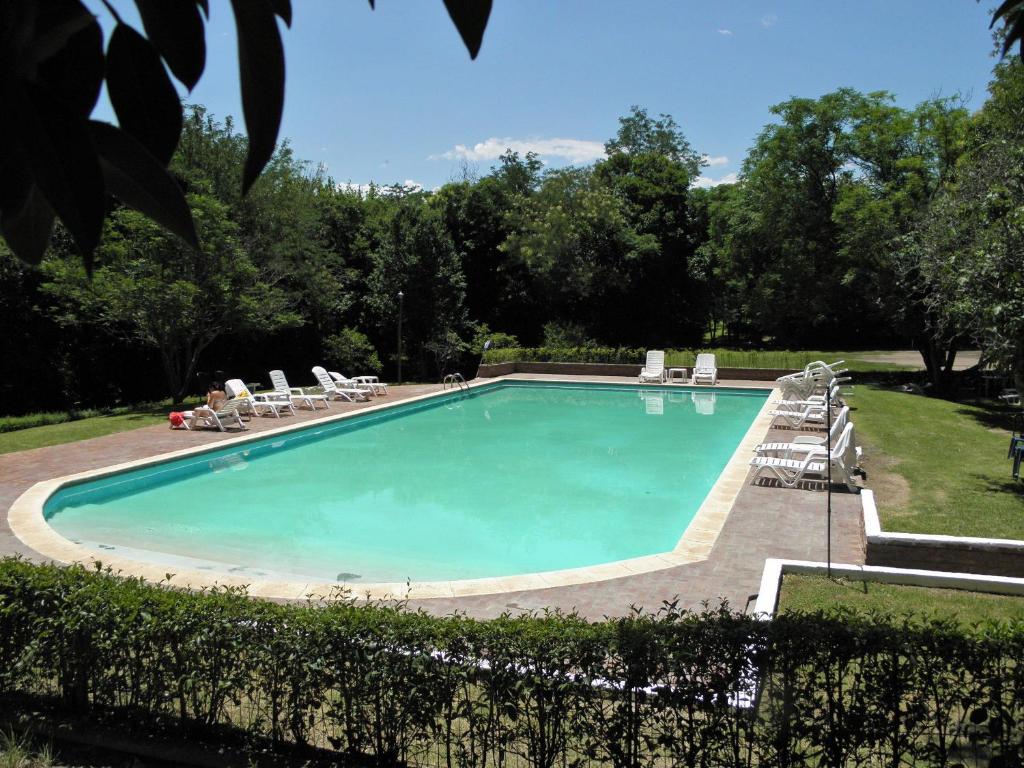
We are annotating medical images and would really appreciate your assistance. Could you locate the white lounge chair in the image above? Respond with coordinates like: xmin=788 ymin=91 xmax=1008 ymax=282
xmin=312 ymin=366 xmax=370 ymax=402
xmin=269 ymin=370 xmax=330 ymax=410
xmin=187 ymin=399 xmax=249 ymax=431
xmin=1000 ymin=388 xmax=1021 ymax=406
xmin=749 ymin=422 xmax=859 ymax=490
xmin=692 ymin=353 xmax=718 ymax=385
xmin=777 ymin=361 xmax=850 ymax=400
xmin=769 ymin=402 xmax=831 ymax=429
xmin=341 ymin=372 xmax=389 ymax=395
xmin=774 ymin=380 xmax=845 ymax=409
xmin=328 ymin=371 xmax=381 ymax=397
xmin=755 ymin=407 xmax=850 ymax=456
xmin=225 ymin=379 xmax=295 ymax=418
xmin=639 ymin=350 xmax=666 ymax=383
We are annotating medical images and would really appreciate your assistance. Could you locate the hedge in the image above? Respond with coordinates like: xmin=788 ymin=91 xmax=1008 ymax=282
xmin=481 ymin=347 xmax=841 ymax=371
xmin=1 ymin=558 xmax=1022 ymax=767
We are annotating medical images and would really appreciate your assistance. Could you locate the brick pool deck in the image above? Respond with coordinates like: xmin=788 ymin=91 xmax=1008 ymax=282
xmin=0 ymin=376 xmax=865 ymax=620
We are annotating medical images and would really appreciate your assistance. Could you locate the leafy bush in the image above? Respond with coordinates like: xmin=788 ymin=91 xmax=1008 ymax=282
xmin=0 ymin=558 xmax=1021 ymax=767
xmin=542 ymin=321 xmax=595 ymax=347
xmin=323 ymin=328 xmax=382 ymax=375
xmin=482 ymin=346 xmax=648 ymax=365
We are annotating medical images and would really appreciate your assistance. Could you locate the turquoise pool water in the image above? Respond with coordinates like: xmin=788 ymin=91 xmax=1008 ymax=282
xmin=45 ymin=382 xmax=767 ymax=582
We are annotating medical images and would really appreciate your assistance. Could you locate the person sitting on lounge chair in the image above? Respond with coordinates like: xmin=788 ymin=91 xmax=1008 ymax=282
xmin=189 ymin=381 xmax=228 ymax=429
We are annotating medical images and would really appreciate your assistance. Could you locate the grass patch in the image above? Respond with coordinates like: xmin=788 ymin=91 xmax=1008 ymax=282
xmin=0 ymin=411 xmax=170 ymax=454
xmin=848 ymin=386 xmax=1024 ymax=539
xmin=0 ymin=400 xmax=178 ymax=434
xmin=778 ymin=574 xmax=1024 ymax=628
xmin=0 ymin=729 xmax=55 ymax=768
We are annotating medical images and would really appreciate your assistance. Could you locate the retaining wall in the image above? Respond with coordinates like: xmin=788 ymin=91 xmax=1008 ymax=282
xmin=862 ymin=490 xmax=1024 ymax=578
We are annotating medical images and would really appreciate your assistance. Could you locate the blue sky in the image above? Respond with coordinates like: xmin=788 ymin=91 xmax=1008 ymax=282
xmin=95 ymin=1 xmax=1000 ymax=190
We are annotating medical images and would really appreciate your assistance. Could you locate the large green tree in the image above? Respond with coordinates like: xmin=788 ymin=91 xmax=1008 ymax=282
xmin=41 ymin=195 xmax=300 ymax=401
xmin=910 ymin=60 xmax=1024 ymax=390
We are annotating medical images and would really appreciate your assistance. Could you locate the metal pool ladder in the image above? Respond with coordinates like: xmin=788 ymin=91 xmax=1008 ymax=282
xmin=443 ymin=373 xmax=468 ymax=391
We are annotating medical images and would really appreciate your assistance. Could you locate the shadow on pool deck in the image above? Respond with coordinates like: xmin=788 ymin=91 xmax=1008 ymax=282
xmin=0 ymin=376 xmax=864 ymax=620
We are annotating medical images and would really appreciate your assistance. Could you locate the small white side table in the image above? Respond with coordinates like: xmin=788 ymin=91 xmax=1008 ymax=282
xmin=667 ymin=367 xmax=688 ymax=384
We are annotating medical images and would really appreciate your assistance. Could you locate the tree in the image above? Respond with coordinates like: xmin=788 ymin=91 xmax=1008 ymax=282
xmin=502 ymin=166 xmax=657 ymax=345
xmin=41 ymin=194 xmax=300 ymax=401
xmin=910 ymin=60 xmax=1024 ymax=390
xmin=435 ymin=150 xmax=542 ymax=342
xmin=364 ymin=197 xmax=469 ymax=379
xmin=604 ymin=106 xmax=703 ymax=177
xmin=598 ymin=109 xmax=704 ymax=344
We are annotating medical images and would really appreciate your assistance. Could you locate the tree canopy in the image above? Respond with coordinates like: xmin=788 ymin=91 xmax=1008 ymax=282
xmin=4 ymin=49 xmax=1024 ymax=408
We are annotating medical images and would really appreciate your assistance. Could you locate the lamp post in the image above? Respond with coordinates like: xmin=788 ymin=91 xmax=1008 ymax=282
xmin=826 ymin=381 xmax=833 ymax=578
xmin=396 ymin=290 xmax=404 ymax=385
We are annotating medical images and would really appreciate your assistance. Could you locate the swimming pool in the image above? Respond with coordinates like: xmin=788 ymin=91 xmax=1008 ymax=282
xmin=40 ymin=381 xmax=769 ymax=585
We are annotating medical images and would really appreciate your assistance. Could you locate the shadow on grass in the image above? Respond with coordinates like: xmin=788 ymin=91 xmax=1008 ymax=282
xmin=953 ymin=402 xmax=1023 ymax=433
xmin=974 ymin=475 xmax=1024 ymax=499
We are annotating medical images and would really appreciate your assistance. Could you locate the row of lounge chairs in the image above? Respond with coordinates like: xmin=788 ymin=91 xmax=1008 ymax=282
xmin=179 ymin=366 xmax=389 ymax=432
xmin=749 ymin=360 xmax=864 ymax=491
xmin=639 ymin=351 xmax=718 ymax=385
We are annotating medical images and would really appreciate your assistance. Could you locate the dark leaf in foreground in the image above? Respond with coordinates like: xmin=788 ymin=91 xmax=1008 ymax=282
xmin=269 ymin=0 xmax=292 ymax=27
xmin=0 ymin=184 xmax=56 ymax=265
xmin=88 ymin=120 xmax=199 ymax=250
xmin=106 ymin=23 xmax=183 ymax=165
xmin=11 ymin=82 xmax=105 ymax=263
xmin=230 ymin=0 xmax=286 ymax=194
xmin=134 ymin=0 xmax=207 ymax=90
xmin=442 ymin=0 xmax=491 ymax=59
xmin=33 ymin=0 xmax=104 ymax=116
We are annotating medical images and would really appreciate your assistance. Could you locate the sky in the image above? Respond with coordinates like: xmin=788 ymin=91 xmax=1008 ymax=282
xmin=94 ymin=1 xmax=1001 ymax=191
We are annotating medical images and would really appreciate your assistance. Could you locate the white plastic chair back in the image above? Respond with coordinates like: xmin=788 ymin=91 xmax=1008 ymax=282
xmin=311 ymin=366 xmax=334 ymax=390
xmin=269 ymin=369 xmax=290 ymax=393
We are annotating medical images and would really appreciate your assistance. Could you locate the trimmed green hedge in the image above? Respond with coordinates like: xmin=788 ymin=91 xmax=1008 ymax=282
xmin=482 ymin=347 xmax=842 ymax=370
xmin=1 ymin=558 xmax=1022 ymax=767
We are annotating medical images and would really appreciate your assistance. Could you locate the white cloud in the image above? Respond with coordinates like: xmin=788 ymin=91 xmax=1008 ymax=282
xmin=337 ymin=180 xmax=424 ymax=195
xmin=693 ymin=172 xmax=739 ymax=189
xmin=703 ymin=154 xmax=729 ymax=167
xmin=761 ymin=13 xmax=777 ymax=27
xmin=717 ymin=28 xmax=733 ymax=35
xmin=430 ymin=137 xmax=606 ymax=164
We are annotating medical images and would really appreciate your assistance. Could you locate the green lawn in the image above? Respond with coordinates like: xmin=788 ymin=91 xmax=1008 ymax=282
xmin=0 ymin=412 xmax=168 ymax=454
xmin=778 ymin=574 xmax=1024 ymax=628
xmin=848 ymin=386 xmax=1024 ymax=539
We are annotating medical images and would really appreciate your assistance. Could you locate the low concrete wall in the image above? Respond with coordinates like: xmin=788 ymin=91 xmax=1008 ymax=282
xmin=476 ymin=362 xmax=796 ymax=381
xmin=866 ymin=539 xmax=1024 ymax=578
xmin=862 ymin=490 xmax=1024 ymax=578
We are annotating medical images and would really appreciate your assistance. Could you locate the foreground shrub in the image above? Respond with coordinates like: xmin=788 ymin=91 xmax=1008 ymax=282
xmin=0 ymin=558 xmax=1021 ymax=767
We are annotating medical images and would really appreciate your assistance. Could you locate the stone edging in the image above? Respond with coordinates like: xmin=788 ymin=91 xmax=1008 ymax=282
xmin=8 ymin=376 xmax=776 ymax=602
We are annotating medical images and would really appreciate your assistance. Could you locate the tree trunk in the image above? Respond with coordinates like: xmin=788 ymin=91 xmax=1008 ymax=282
xmin=1015 ymin=340 xmax=1024 ymax=395
xmin=914 ymin=334 xmax=959 ymax=395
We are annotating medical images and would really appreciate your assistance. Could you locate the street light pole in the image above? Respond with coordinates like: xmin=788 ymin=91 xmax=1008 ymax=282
xmin=397 ymin=290 xmax=404 ymax=385
xmin=826 ymin=381 xmax=833 ymax=578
